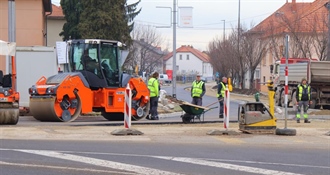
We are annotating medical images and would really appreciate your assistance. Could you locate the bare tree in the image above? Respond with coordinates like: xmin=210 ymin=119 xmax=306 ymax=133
xmin=207 ymin=38 xmax=232 ymax=77
xmin=310 ymin=10 xmax=328 ymax=61
xmin=124 ymin=24 xmax=167 ymax=74
xmin=269 ymin=7 xmax=327 ymax=60
xmin=242 ymin=31 xmax=268 ymax=89
xmin=207 ymin=27 xmax=248 ymax=88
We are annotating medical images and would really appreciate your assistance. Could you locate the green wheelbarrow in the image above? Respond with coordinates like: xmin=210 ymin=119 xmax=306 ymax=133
xmin=179 ymin=101 xmax=218 ymax=123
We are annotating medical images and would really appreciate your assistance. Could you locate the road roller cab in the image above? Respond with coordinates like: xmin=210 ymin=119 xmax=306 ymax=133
xmin=29 ymin=39 xmax=150 ymax=122
xmin=238 ymin=102 xmax=276 ymax=134
xmin=0 ymin=40 xmax=19 ymax=125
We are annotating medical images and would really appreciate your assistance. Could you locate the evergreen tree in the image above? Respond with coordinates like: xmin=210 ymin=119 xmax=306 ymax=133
xmin=60 ymin=0 xmax=141 ymax=45
xmin=60 ymin=0 xmax=83 ymax=40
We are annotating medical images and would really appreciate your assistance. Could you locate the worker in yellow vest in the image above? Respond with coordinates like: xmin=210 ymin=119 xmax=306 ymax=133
xmin=191 ymin=74 xmax=206 ymax=108
xmin=147 ymin=72 xmax=160 ymax=120
xmin=217 ymin=77 xmax=227 ymax=118
xmin=295 ymin=78 xmax=311 ymax=123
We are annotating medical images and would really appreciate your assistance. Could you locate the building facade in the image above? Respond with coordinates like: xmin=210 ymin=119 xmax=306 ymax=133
xmin=46 ymin=4 xmax=65 ymax=46
xmin=163 ymin=45 xmax=213 ymax=79
xmin=0 ymin=0 xmax=52 ymax=71
xmin=250 ymin=0 xmax=327 ymax=93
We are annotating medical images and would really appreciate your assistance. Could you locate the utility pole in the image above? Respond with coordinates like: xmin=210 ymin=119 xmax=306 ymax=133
xmin=157 ymin=1 xmax=193 ymax=98
xmin=222 ymin=20 xmax=225 ymax=41
xmin=8 ymin=0 xmax=16 ymax=74
xmin=237 ymin=0 xmax=241 ymax=88
xmin=172 ymin=0 xmax=177 ymax=98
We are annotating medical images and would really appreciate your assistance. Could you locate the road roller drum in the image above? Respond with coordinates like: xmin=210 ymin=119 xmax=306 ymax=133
xmin=29 ymin=96 xmax=81 ymax=122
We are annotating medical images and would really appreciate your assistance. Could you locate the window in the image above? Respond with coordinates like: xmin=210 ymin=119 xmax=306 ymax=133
xmin=255 ymin=69 xmax=260 ymax=79
xmin=186 ymin=55 xmax=189 ymax=60
xmin=69 ymin=41 xmax=119 ymax=87
xmin=263 ymin=76 xmax=266 ymax=83
xmin=179 ymin=54 xmax=182 ymax=60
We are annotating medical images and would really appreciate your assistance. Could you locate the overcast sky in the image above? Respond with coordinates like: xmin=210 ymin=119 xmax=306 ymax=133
xmin=52 ymin=0 xmax=314 ymax=51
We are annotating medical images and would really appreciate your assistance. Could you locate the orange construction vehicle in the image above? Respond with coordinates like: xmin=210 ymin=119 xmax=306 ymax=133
xmin=28 ymin=39 xmax=150 ymax=122
xmin=0 ymin=40 xmax=19 ymax=125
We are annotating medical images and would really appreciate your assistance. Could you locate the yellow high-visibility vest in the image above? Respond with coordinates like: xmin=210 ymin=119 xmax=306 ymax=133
xmin=192 ymin=80 xmax=204 ymax=97
xmin=297 ymin=84 xmax=310 ymax=101
xmin=217 ymin=82 xmax=226 ymax=98
xmin=148 ymin=78 xmax=159 ymax=97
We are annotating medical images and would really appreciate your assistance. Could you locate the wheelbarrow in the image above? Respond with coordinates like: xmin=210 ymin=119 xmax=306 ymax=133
xmin=179 ymin=100 xmax=219 ymax=123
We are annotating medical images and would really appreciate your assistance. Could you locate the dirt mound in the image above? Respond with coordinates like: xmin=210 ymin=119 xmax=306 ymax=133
xmin=165 ymin=95 xmax=185 ymax=104
xmin=232 ymin=88 xmax=260 ymax=95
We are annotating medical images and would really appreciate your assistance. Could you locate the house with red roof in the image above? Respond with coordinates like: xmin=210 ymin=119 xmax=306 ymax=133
xmin=249 ymin=0 xmax=328 ymax=92
xmin=46 ymin=4 xmax=65 ymax=46
xmin=162 ymin=45 xmax=213 ymax=78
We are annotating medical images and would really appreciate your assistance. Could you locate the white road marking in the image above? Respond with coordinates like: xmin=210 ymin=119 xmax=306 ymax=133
xmin=55 ymin=150 xmax=329 ymax=169
xmin=154 ymin=156 xmax=304 ymax=175
xmin=203 ymin=157 xmax=330 ymax=169
xmin=13 ymin=149 xmax=184 ymax=175
xmin=0 ymin=161 xmax=134 ymax=174
xmin=1 ymin=148 xmax=326 ymax=175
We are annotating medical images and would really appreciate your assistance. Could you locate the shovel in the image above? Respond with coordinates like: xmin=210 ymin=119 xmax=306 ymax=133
xmin=205 ymin=98 xmax=224 ymax=108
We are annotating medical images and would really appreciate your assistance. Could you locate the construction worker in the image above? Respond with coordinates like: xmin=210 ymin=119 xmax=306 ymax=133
xmin=147 ymin=72 xmax=160 ymax=120
xmin=295 ymin=78 xmax=311 ymax=123
xmin=191 ymin=74 xmax=206 ymax=106
xmin=191 ymin=74 xmax=206 ymax=120
xmin=217 ymin=77 xmax=227 ymax=118
xmin=81 ymin=49 xmax=100 ymax=74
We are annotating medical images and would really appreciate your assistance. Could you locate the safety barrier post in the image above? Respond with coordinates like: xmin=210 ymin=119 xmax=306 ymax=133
xmin=111 ymin=83 xmax=143 ymax=135
xmin=207 ymin=84 xmax=238 ymax=135
xmin=275 ymin=34 xmax=296 ymax=136
xmin=124 ymin=84 xmax=132 ymax=129
xmin=223 ymin=85 xmax=230 ymax=130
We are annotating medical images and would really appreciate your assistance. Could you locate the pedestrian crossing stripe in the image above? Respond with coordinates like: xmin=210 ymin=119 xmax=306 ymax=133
xmin=14 ymin=149 xmax=183 ymax=175
xmin=1 ymin=148 xmax=327 ymax=175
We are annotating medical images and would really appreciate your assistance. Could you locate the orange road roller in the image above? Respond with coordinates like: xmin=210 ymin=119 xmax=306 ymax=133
xmin=29 ymin=39 xmax=150 ymax=122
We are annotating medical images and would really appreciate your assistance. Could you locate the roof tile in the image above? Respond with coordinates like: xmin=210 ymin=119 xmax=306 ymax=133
xmin=251 ymin=0 xmax=328 ymax=36
xmin=163 ymin=45 xmax=210 ymax=62
xmin=49 ymin=4 xmax=64 ymax=18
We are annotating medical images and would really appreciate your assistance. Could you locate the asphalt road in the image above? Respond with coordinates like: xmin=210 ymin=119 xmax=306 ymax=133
xmin=1 ymin=138 xmax=329 ymax=175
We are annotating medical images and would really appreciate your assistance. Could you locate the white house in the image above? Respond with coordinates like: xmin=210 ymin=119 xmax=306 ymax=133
xmin=163 ymin=45 xmax=213 ymax=79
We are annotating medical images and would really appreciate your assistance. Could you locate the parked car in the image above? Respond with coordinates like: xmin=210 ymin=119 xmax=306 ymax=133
xmin=159 ymin=74 xmax=171 ymax=84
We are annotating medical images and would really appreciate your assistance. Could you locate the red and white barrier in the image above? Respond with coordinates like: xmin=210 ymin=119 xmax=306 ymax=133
xmin=224 ymin=85 xmax=230 ymax=129
xmin=285 ymin=66 xmax=288 ymax=108
xmin=124 ymin=84 xmax=132 ymax=129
